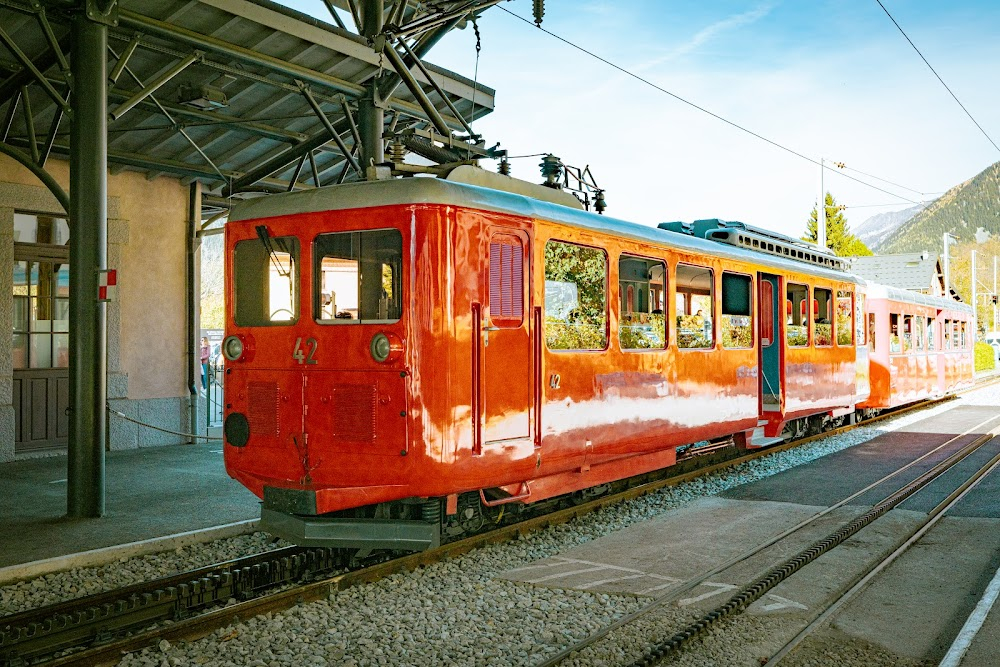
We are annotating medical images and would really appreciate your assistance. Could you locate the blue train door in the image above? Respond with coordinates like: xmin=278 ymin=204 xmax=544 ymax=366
xmin=758 ymin=273 xmax=782 ymax=411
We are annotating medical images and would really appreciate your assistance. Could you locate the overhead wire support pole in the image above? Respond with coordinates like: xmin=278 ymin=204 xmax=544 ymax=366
xmin=298 ymin=80 xmax=362 ymax=176
xmin=397 ymin=38 xmax=477 ymax=138
xmin=321 ymin=0 xmax=348 ymax=31
xmin=67 ymin=5 xmax=109 ymax=519
xmin=358 ymin=0 xmax=384 ymax=172
xmin=381 ymin=41 xmax=452 ymax=137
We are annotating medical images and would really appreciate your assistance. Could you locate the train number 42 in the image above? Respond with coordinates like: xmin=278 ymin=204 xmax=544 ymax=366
xmin=293 ymin=337 xmax=319 ymax=365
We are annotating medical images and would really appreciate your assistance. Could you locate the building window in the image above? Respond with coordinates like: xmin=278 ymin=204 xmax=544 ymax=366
xmin=12 ymin=213 xmax=70 ymax=370
xmin=721 ymin=272 xmax=753 ymax=349
xmin=814 ymin=287 xmax=832 ymax=346
xmin=786 ymin=283 xmax=808 ymax=347
xmin=314 ymin=229 xmax=402 ymax=324
xmin=836 ymin=290 xmax=853 ymax=346
xmin=676 ymin=264 xmax=714 ymax=349
xmin=234 ymin=235 xmax=299 ymax=326
xmin=618 ymin=255 xmax=665 ymax=350
xmin=544 ymin=241 xmax=607 ymax=350
xmin=13 ymin=260 xmax=69 ymax=369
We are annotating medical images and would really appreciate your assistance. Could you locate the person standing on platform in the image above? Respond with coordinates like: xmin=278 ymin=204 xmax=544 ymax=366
xmin=200 ymin=337 xmax=210 ymax=390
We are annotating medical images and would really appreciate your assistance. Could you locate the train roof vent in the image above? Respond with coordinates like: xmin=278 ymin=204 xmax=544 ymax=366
xmin=657 ymin=218 xmax=849 ymax=272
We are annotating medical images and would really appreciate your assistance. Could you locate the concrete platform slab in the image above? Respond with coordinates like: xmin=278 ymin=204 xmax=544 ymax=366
xmin=0 ymin=443 xmax=259 ymax=569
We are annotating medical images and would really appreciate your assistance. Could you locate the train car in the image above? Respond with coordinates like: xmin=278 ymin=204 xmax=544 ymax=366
xmin=860 ymin=283 xmax=974 ymax=411
xmin=221 ymin=168 xmax=940 ymax=553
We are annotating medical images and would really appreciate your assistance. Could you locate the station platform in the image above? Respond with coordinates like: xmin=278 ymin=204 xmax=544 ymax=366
xmin=502 ymin=404 xmax=1000 ymax=665
xmin=0 ymin=442 xmax=259 ymax=573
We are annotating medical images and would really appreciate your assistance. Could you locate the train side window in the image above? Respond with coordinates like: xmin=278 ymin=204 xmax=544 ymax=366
xmin=618 ymin=255 xmax=666 ymax=350
xmin=721 ymin=272 xmax=753 ymax=349
xmin=890 ymin=314 xmax=902 ymax=353
xmin=836 ymin=290 xmax=853 ymax=346
xmin=902 ymin=315 xmax=913 ymax=352
xmin=943 ymin=319 xmax=951 ymax=349
xmin=915 ymin=317 xmax=924 ymax=351
xmin=814 ymin=287 xmax=832 ymax=346
xmin=314 ymin=229 xmax=402 ymax=324
xmin=927 ymin=317 xmax=934 ymax=351
xmin=676 ymin=264 xmax=715 ymax=349
xmin=233 ymin=235 xmax=299 ymax=327
xmin=786 ymin=283 xmax=808 ymax=347
xmin=868 ymin=312 xmax=876 ymax=352
xmin=856 ymin=293 xmax=866 ymax=346
xmin=544 ymin=241 xmax=608 ymax=350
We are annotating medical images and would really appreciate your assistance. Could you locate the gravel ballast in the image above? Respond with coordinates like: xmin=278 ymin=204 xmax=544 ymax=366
xmin=5 ymin=383 xmax=999 ymax=666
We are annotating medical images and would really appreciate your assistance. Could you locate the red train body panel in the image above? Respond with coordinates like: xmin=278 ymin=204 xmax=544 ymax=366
xmin=220 ymin=175 xmax=974 ymax=549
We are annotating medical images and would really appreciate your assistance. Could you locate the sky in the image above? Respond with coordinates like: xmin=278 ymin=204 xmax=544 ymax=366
xmin=281 ymin=0 xmax=1000 ymax=239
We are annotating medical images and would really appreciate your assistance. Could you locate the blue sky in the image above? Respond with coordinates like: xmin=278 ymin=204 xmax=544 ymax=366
xmin=283 ymin=1 xmax=1000 ymax=239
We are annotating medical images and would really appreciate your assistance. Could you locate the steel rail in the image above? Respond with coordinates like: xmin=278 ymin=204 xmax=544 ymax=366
xmin=0 ymin=547 xmax=341 ymax=666
xmin=535 ymin=410 xmax=1000 ymax=667
xmin=767 ymin=429 xmax=1000 ymax=665
xmin=624 ymin=428 xmax=998 ymax=667
xmin=6 ymin=380 xmax=994 ymax=666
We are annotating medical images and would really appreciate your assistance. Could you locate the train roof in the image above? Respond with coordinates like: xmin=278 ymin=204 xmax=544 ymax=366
xmin=230 ymin=174 xmax=867 ymax=285
xmin=864 ymin=281 xmax=973 ymax=314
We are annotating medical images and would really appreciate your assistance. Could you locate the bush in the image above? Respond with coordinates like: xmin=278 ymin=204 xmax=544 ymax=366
xmin=975 ymin=341 xmax=996 ymax=372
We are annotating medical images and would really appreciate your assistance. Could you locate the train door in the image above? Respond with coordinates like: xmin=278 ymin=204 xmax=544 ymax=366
xmin=480 ymin=229 xmax=532 ymax=445
xmin=758 ymin=273 xmax=782 ymax=411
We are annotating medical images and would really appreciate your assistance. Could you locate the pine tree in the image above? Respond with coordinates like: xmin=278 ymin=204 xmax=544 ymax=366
xmin=805 ymin=192 xmax=873 ymax=257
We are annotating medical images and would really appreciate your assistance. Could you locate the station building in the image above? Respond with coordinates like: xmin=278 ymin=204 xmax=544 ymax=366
xmin=1 ymin=156 xmax=191 ymax=460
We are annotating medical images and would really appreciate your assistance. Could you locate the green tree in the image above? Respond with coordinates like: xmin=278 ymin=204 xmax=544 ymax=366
xmin=805 ymin=192 xmax=873 ymax=257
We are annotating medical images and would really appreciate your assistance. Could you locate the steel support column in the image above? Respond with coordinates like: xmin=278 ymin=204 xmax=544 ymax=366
xmin=67 ymin=11 xmax=108 ymax=518
xmin=358 ymin=0 xmax=384 ymax=172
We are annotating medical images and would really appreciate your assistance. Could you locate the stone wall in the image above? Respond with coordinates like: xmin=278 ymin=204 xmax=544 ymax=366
xmin=0 ymin=155 xmax=197 ymax=461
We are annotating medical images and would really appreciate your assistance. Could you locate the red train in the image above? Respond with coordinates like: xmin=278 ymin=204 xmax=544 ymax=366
xmin=221 ymin=167 xmax=974 ymax=552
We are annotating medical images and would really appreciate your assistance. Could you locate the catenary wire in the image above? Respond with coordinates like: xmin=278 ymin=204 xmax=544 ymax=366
xmin=875 ymin=0 xmax=1000 ymax=154
xmin=498 ymin=6 xmax=926 ymax=206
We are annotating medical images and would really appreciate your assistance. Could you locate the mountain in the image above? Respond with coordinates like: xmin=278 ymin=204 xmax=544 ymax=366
xmin=877 ymin=161 xmax=1000 ymax=254
xmin=854 ymin=204 xmax=924 ymax=251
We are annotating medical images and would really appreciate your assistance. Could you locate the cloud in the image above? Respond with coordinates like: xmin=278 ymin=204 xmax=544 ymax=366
xmin=637 ymin=2 xmax=777 ymax=70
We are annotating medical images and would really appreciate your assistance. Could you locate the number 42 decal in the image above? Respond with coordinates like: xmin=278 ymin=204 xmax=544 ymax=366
xmin=293 ymin=337 xmax=318 ymax=365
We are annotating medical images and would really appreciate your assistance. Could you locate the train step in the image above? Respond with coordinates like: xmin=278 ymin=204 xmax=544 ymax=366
xmin=749 ymin=426 xmax=785 ymax=448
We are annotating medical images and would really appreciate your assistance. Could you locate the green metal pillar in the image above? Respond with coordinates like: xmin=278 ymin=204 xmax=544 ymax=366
xmin=67 ymin=9 xmax=108 ymax=518
xmin=358 ymin=0 xmax=384 ymax=172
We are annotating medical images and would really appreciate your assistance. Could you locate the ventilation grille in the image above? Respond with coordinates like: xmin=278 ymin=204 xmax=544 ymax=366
xmin=332 ymin=384 xmax=377 ymax=442
xmin=247 ymin=382 xmax=279 ymax=436
xmin=489 ymin=235 xmax=524 ymax=325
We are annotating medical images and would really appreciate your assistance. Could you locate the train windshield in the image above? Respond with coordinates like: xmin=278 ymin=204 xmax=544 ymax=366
xmin=314 ymin=229 xmax=402 ymax=324
xmin=233 ymin=235 xmax=299 ymax=326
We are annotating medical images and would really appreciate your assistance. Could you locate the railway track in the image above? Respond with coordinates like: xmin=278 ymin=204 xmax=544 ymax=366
xmin=532 ymin=411 xmax=1000 ymax=667
xmin=0 ymin=389 xmax=989 ymax=667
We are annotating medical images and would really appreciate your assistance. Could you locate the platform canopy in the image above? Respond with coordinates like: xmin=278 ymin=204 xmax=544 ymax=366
xmin=0 ymin=0 xmax=499 ymax=214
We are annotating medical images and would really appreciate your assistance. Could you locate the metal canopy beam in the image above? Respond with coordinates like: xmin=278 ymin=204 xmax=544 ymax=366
xmin=67 ymin=8 xmax=108 ymax=519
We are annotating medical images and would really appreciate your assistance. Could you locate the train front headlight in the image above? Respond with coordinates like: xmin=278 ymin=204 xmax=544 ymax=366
xmin=223 ymin=335 xmax=244 ymax=361
xmin=370 ymin=332 xmax=403 ymax=363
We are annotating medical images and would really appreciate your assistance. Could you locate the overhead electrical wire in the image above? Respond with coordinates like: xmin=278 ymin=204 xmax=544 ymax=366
xmin=875 ymin=0 xmax=1000 ymax=154
xmin=498 ymin=5 xmax=928 ymax=207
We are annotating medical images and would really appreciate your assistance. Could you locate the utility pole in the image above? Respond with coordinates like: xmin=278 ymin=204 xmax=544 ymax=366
xmin=818 ymin=158 xmax=825 ymax=250
xmin=816 ymin=160 xmax=845 ymax=252
xmin=972 ymin=249 xmax=977 ymax=336
xmin=943 ymin=232 xmax=956 ymax=300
